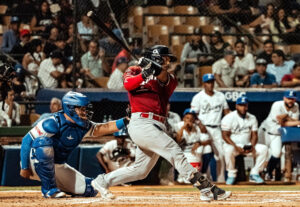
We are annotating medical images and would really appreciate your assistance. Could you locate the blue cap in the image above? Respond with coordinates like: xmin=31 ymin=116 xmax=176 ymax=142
xmin=183 ymin=108 xmax=196 ymax=116
xmin=113 ymin=127 xmax=128 ymax=137
xmin=202 ymin=73 xmax=215 ymax=83
xmin=11 ymin=16 xmax=20 ymax=23
xmin=284 ymin=90 xmax=297 ymax=99
xmin=236 ymin=96 xmax=248 ymax=105
xmin=112 ymin=28 xmax=122 ymax=40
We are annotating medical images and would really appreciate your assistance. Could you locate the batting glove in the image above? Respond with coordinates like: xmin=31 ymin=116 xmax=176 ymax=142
xmin=138 ymin=57 xmax=162 ymax=80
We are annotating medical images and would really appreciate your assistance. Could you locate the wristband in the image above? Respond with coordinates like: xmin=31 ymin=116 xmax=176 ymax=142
xmin=116 ymin=118 xmax=127 ymax=129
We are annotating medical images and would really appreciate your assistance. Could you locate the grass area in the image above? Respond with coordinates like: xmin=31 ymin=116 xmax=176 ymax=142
xmin=138 ymin=185 xmax=300 ymax=192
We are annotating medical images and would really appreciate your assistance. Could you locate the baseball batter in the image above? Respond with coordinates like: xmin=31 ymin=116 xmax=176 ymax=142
xmin=20 ymin=91 xmax=129 ymax=198
xmin=221 ymin=96 xmax=268 ymax=185
xmin=92 ymin=45 xmax=231 ymax=201
xmin=176 ymin=108 xmax=212 ymax=183
xmin=191 ymin=73 xmax=230 ymax=182
xmin=260 ymin=90 xmax=300 ymax=181
xmin=96 ymin=128 xmax=136 ymax=173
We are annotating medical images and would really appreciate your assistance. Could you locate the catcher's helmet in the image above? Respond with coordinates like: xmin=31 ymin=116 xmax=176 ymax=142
xmin=62 ymin=91 xmax=93 ymax=128
xmin=145 ymin=45 xmax=177 ymax=65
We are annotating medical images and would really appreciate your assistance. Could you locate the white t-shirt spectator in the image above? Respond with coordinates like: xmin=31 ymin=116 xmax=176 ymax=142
xmin=212 ymin=58 xmax=238 ymax=87
xmin=107 ymin=69 xmax=124 ymax=90
xmin=0 ymin=101 xmax=20 ymax=127
xmin=234 ymin=53 xmax=255 ymax=76
xmin=38 ymin=58 xmax=64 ymax=88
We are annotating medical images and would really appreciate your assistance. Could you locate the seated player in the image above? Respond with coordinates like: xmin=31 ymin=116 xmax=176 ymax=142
xmin=221 ymin=96 xmax=268 ymax=185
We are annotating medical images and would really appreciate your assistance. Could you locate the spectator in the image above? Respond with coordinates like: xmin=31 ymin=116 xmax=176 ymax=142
xmin=81 ymin=40 xmax=109 ymax=82
xmin=209 ymin=0 xmax=252 ymax=30
xmin=1 ymin=16 xmax=20 ymax=53
xmin=213 ymin=50 xmax=237 ymax=88
xmin=270 ymin=7 xmax=295 ymax=43
xmin=96 ymin=128 xmax=136 ymax=173
xmin=32 ymin=97 xmax=62 ymax=126
xmin=191 ymin=73 xmax=230 ymax=182
xmin=248 ymin=3 xmax=275 ymax=34
xmin=30 ymin=1 xmax=52 ymax=34
xmin=107 ymin=57 xmax=128 ymax=90
xmin=44 ymin=14 xmax=65 ymax=38
xmin=99 ymin=28 xmax=122 ymax=57
xmin=44 ymin=31 xmax=66 ymax=58
xmin=180 ymin=28 xmax=212 ymax=87
xmin=59 ymin=0 xmax=73 ymax=27
xmin=233 ymin=40 xmax=255 ymax=87
xmin=22 ymin=39 xmax=45 ymax=74
xmin=63 ymin=57 xmax=86 ymax=88
xmin=266 ymin=49 xmax=295 ymax=84
xmin=11 ymin=29 xmax=31 ymax=62
xmin=13 ymin=0 xmax=36 ymax=24
xmin=176 ymin=109 xmax=212 ymax=183
xmin=37 ymin=50 xmax=65 ymax=88
xmin=11 ymin=71 xmax=27 ymax=101
xmin=250 ymin=58 xmax=277 ymax=88
xmin=0 ymin=87 xmax=20 ymax=127
xmin=281 ymin=62 xmax=300 ymax=87
xmin=77 ymin=15 xmax=96 ymax=42
xmin=221 ymin=96 xmax=268 ymax=185
xmin=209 ymin=31 xmax=231 ymax=61
xmin=111 ymin=38 xmax=138 ymax=73
xmin=257 ymin=40 xmax=274 ymax=64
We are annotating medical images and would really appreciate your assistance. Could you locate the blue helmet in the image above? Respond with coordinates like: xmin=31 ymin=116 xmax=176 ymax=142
xmin=62 ymin=91 xmax=93 ymax=128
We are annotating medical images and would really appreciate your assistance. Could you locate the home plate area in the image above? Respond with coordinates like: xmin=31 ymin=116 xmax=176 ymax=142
xmin=0 ymin=185 xmax=300 ymax=207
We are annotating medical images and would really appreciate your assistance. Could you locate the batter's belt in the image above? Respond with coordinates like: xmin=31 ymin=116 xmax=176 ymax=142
xmin=140 ymin=112 xmax=166 ymax=123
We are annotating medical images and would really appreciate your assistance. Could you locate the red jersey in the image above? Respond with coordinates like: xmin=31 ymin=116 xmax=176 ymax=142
xmin=281 ymin=74 xmax=299 ymax=83
xmin=111 ymin=49 xmax=131 ymax=73
xmin=123 ymin=66 xmax=177 ymax=116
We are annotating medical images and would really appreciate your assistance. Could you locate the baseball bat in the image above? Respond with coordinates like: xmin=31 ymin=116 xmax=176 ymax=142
xmin=87 ymin=10 xmax=138 ymax=60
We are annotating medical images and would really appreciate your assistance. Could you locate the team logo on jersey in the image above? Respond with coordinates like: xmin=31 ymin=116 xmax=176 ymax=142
xmin=67 ymin=135 xmax=74 ymax=140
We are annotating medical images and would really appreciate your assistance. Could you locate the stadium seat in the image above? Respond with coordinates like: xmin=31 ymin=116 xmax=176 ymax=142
xmin=173 ymin=5 xmax=198 ymax=14
xmin=147 ymin=25 xmax=168 ymax=38
xmin=94 ymin=77 xmax=109 ymax=88
xmin=171 ymin=35 xmax=182 ymax=45
xmin=289 ymin=44 xmax=300 ymax=55
xmin=185 ymin=16 xmax=210 ymax=27
xmin=171 ymin=44 xmax=184 ymax=61
xmin=29 ymin=113 xmax=40 ymax=125
xmin=145 ymin=16 xmax=156 ymax=26
xmin=158 ymin=16 xmax=181 ymax=27
xmin=159 ymin=34 xmax=169 ymax=46
xmin=129 ymin=6 xmax=143 ymax=17
xmin=146 ymin=6 xmax=169 ymax=14
xmin=198 ymin=66 xmax=212 ymax=86
xmin=0 ymin=5 xmax=7 ymax=15
xmin=174 ymin=25 xmax=194 ymax=34
xmin=132 ymin=15 xmax=143 ymax=34
xmin=200 ymin=25 xmax=215 ymax=34
xmin=223 ymin=35 xmax=236 ymax=47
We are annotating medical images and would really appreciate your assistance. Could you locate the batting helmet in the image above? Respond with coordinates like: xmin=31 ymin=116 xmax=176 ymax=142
xmin=145 ymin=45 xmax=177 ymax=65
xmin=62 ymin=91 xmax=93 ymax=128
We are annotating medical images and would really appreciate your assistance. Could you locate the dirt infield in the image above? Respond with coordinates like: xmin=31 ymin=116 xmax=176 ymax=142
xmin=1 ymin=185 xmax=300 ymax=207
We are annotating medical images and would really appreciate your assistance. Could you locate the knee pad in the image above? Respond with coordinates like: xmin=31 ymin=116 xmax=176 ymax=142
xmin=32 ymin=137 xmax=56 ymax=195
xmin=82 ymin=177 xmax=98 ymax=197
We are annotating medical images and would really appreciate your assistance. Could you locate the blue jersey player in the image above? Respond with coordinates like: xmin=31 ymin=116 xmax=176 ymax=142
xmin=20 ymin=91 xmax=128 ymax=198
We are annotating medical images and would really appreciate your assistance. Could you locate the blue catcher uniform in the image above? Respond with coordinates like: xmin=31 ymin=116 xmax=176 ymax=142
xmin=20 ymin=92 xmax=98 ymax=198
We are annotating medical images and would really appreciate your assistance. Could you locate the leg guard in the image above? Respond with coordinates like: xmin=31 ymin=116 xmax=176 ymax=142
xmin=82 ymin=177 xmax=98 ymax=197
xmin=32 ymin=137 xmax=56 ymax=195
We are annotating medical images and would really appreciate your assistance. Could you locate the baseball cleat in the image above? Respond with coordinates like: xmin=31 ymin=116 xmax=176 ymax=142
xmin=249 ymin=174 xmax=264 ymax=184
xmin=200 ymin=185 xmax=232 ymax=201
xmin=226 ymin=177 xmax=236 ymax=185
xmin=43 ymin=188 xmax=66 ymax=198
xmin=91 ymin=175 xmax=115 ymax=199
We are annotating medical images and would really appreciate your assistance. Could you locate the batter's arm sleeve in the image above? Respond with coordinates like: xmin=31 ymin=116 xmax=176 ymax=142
xmin=20 ymin=133 xmax=33 ymax=169
xmin=123 ymin=66 xmax=144 ymax=91
xmin=92 ymin=118 xmax=128 ymax=137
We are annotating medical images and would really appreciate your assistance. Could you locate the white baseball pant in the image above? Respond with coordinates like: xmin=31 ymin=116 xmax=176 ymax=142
xmin=264 ymin=133 xmax=282 ymax=158
xmin=103 ymin=112 xmax=197 ymax=187
xmin=206 ymin=126 xmax=226 ymax=182
xmin=223 ymin=143 xmax=268 ymax=177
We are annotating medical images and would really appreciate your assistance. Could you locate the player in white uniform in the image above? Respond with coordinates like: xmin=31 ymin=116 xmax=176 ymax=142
xmin=191 ymin=73 xmax=230 ymax=182
xmin=260 ymin=90 xmax=300 ymax=181
xmin=176 ymin=108 xmax=212 ymax=183
xmin=221 ymin=96 xmax=268 ymax=184
xmin=96 ymin=128 xmax=136 ymax=173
